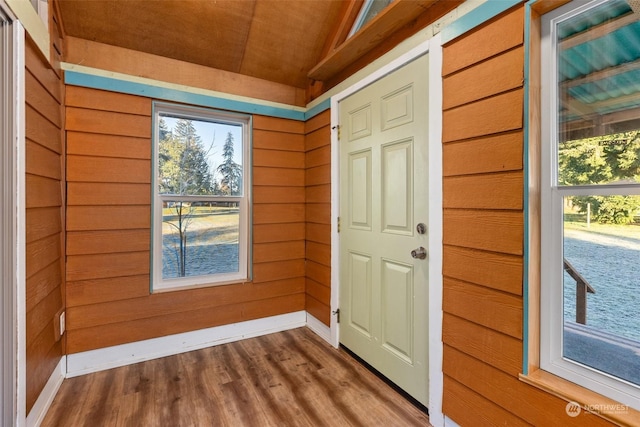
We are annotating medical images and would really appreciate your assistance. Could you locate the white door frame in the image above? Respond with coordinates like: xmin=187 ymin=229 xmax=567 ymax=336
xmin=329 ymin=35 xmax=444 ymax=426
xmin=0 ymin=3 xmax=26 ymax=425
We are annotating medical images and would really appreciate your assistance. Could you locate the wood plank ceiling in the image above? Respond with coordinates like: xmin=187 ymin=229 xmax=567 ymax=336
xmin=57 ymin=0 xmax=346 ymax=89
xmin=56 ymin=0 xmax=461 ymax=95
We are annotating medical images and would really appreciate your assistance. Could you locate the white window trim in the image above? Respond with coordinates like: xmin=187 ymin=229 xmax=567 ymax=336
xmin=151 ymin=102 xmax=252 ymax=292
xmin=4 ymin=0 xmax=48 ymax=58
xmin=0 ymin=5 xmax=25 ymax=424
xmin=540 ymin=0 xmax=640 ymax=410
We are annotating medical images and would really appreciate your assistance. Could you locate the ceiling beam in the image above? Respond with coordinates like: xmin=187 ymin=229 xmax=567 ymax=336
xmin=561 ymin=105 xmax=640 ymax=134
xmin=307 ymin=0 xmax=438 ymax=82
xmin=561 ymin=11 xmax=637 ymax=49
xmin=562 ymin=58 xmax=640 ymax=89
xmin=562 ymin=95 xmax=596 ymax=118
xmin=320 ymin=0 xmax=364 ymax=59
xmin=587 ymin=91 xmax=640 ymax=111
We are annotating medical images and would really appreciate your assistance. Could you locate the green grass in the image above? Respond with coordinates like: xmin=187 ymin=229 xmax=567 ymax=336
xmin=162 ymin=209 xmax=239 ymax=236
xmin=564 ymin=212 xmax=640 ymax=239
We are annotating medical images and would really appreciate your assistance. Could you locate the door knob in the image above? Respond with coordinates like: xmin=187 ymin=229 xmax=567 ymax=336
xmin=411 ymin=247 xmax=427 ymax=260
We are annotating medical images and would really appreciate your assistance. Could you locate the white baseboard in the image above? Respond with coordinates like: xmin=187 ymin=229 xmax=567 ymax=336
xmin=444 ymin=415 xmax=461 ymax=427
xmin=66 ymin=311 xmax=306 ymax=378
xmin=305 ymin=313 xmax=331 ymax=344
xmin=26 ymin=356 xmax=65 ymax=427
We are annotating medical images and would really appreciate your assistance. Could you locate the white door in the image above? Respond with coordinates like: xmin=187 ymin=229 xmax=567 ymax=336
xmin=339 ymin=54 xmax=429 ymax=405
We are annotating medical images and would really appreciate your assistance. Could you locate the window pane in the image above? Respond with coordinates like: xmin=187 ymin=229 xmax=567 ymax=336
xmin=563 ymin=195 xmax=640 ymax=386
xmin=158 ymin=115 xmax=243 ymax=196
xmin=162 ymin=201 xmax=239 ymax=279
xmin=348 ymin=0 xmax=394 ymax=38
xmin=359 ymin=0 xmax=393 ymax=27
xmin=557 ymin=0 xmax=640 ymax=185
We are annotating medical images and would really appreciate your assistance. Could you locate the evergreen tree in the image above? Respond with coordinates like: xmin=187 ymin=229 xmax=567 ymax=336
xmin=159 ymin=117 xmax=171 ymax=141
xmin=560 ymin=130 xmax=640 ymax=224
xmin=217 ymin=132 xmax=243 ymax=196
xmin=159 ymin=119 xmax=213 ymax=195
xmin=158 ymin=118 xmax=216 ymax=277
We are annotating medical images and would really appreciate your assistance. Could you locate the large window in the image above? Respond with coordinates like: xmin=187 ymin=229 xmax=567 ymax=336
xmin=152 ymin=103 xmax=251 ymax=291
xmin=541 ymin=0 xmax=640 ymax=409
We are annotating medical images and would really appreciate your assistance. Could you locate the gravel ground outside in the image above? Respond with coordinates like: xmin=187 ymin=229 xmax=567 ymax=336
xmin=162 ymin=210 xmax=240 ymax=279
xmin=563 ymin=223 xmax=640 ymax=342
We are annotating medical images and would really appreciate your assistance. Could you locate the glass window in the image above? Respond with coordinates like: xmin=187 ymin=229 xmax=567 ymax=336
xmin=30 ymin=0 xmax=48 ymax=29
xmin=348 ymin=0 xmax=395 ymax=38
xmin=541 ymin=0 xmax=640 ymax=410
xmin=152 ymin=103 xmax=251 ymax=291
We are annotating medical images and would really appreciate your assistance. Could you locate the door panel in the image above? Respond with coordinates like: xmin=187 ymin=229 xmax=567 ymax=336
xmin=347 ymin=104 xmax=372 ymax=141
xmin=348 ymin=251 xmax=373 ymax=337
xmin=381 ymin=84 xmax=414 ymax=130
xmin=382 ymin=139 xmax=413 ymax=234
xmin=381 ymin=258 xmax=413 ymax=363
xmin=348 ymin=150 xmax=371 ymax=229
xmin=339 ymin=54 xmax=429 ymax=406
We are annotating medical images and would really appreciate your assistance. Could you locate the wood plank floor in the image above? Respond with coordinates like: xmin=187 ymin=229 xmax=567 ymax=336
xmin=42 ymin=327 xmax=431 ymax=426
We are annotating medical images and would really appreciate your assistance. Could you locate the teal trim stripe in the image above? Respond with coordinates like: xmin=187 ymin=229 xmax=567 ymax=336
xmin=305 ymin=99 xmax=331 ymax=120
xmin=65 ymin=71 xmax=306 ymax=121
xmin=441 ymin=0 xmax=522 ymax=44
xmin=522 ymin=0 xmax=536 ymax=375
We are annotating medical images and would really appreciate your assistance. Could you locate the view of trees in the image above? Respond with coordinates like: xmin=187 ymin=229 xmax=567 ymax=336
xmin=217 ymin=132 xmax=243 ymax=196
xmin=559 ymin=130 xmax=640 ymax=224
xmin=158 ymin=117 xmax=242 ymax=277
xmin=159 ymin=118 xmax=215 ymax=196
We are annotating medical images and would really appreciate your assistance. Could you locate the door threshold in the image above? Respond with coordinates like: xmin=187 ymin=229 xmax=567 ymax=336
xmin=340 ymin=344 xmax=429 ymax=416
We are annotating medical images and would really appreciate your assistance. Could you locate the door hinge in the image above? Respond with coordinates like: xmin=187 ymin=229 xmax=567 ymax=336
xmin=337 ymin=216 xmax=341 ymax=233
xmin=332 ymin=124 xmax=341 ymax=141
xmin=332 ymin=308 xmax=340 ymax=323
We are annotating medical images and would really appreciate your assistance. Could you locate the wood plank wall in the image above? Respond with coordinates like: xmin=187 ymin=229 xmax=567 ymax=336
xmin=64 ymin=37 xmax=306 ymax=108
xmin=25 ymin=36 xmax=65 ymax=413
xmin=304 ymin=110 xmax=332 ymax=325
xmin=64 ymin=87 xmax=305 ymax=354
xmin=440 ymin=5 xmax=613 ymax=426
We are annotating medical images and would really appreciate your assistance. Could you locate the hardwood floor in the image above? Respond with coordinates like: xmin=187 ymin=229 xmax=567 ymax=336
xmin=42 ymin=327 xmax=431 ymax=426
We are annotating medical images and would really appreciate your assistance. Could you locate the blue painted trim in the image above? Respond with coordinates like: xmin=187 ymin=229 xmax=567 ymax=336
xmin=441 ymin=0 xmax=522 ymax=44
xmin=522 ymin=0 xmax=536 ymax=376
xmin=305 ymin=99 xmax=331 ymax=120
xmin=64 ymin=71 xmax=306 ymax=121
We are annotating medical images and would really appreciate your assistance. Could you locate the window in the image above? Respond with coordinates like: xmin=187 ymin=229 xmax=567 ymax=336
xmin=347 ymin=0 xmax=394 ymax=38
xmin=541 ymin=0 xmax=640 ymax=409
xmin=152 ymin=103 xmax=251 ymax=291
xmin=29 ymin=0 xmax=48 ymax=29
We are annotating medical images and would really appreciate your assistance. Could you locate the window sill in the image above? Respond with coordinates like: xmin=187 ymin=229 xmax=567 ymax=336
xmin=520 ymin=369 xmax=640 ymax=426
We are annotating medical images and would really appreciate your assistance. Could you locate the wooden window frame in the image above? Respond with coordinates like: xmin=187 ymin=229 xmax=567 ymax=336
xmin=526 ymin=0 xmax=640 ymax=418
xmin=151 ymin=102 xmax=252 ymax=292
